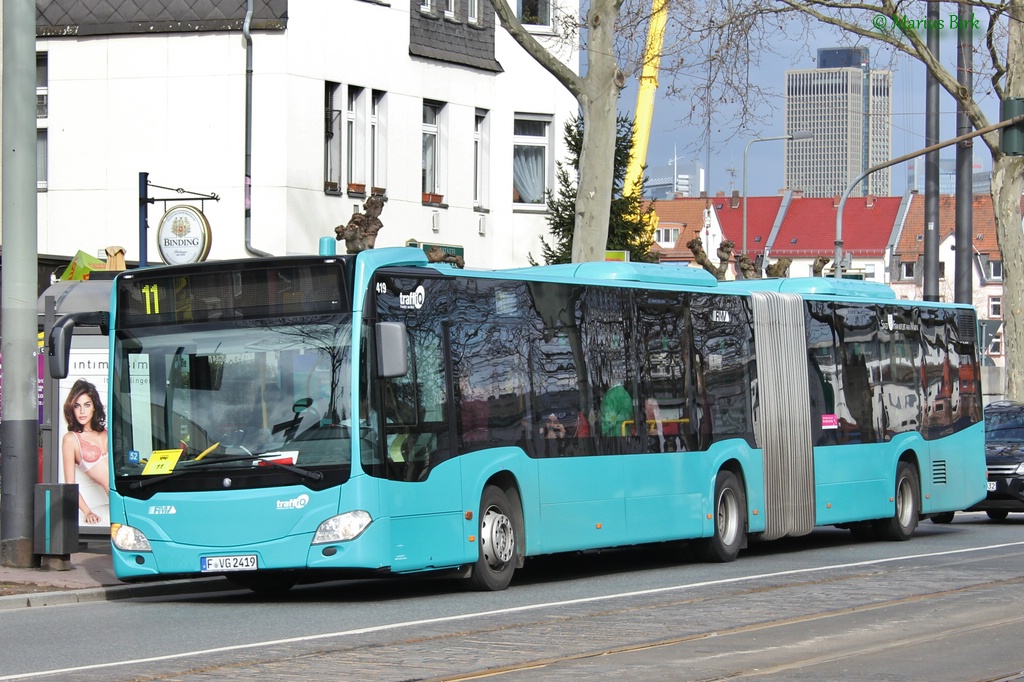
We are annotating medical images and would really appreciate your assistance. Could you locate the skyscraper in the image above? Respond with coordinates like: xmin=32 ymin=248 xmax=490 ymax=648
xmin=784 ymin=47 xmax=892 ymax=197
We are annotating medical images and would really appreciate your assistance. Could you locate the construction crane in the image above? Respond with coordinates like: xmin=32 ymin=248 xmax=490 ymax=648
xmin=623 ymin=0 xmax=668 ymax=198
xmin=622 ymin=0 xmax=669 ymax=254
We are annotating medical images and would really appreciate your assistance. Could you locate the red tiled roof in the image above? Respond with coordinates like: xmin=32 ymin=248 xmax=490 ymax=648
xmin=651 ymin=197 xmax=716 ymax=261
xmin=714 ymin=196 xmax=784 ymax=258
xmin=771 ymin=195 xmax=902 ymax=259
xmin=894 ymin=193 xmax=1008 ymax=258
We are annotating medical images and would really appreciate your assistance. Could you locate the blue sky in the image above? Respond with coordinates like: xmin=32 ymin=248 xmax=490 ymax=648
xmin=616 ymin=17 xmax=1003 ymax=198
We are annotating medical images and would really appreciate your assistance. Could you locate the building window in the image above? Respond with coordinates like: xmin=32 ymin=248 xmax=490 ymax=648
xmin=989 ymin=260 xmax=1003 ymax=280
xmin=420 ymin=0 xmax=432 ymax=12
xmin=518 ymin=0 xmax=550 ymax=27
xmin=990 ymin=296 xmax=1002 ymax=318
xmin=324 ymin=82 xmax=343 ymax=194
xmin=37 ymin=52 xmax=48 ymax=191
xmin=474 ymin=110 xmax=489 ymax=207
xmin=444 ymin=0 xmax=456 ymax=17
xmin=512 ymin=115 xmax=551 ymax=204
xmin=654 ymin=227 xmax=679 ymax=245
xmin=422 ymin=101 xmax=446 ymax=196
xmin=346 ymin=86 xmax=365 ymax=187
xmin=37 ymin=129 xmax=47 ymax=191
xmin=900 ymin=261 xmax=915 ymax=280
xmin=371 ymin=90 xmax=386 ymax=190
xmin=938 ymin=261 xmax=946 ymax=280
xmin=864 ymin=264 xmax=876 ymax=280
xmin=990 ymin=333 xmax=1003 ymax=356
xmin=36 ymin=52 xmax=48 ymax=118
xmin=468 ymin=0 xmax=479 ymax=23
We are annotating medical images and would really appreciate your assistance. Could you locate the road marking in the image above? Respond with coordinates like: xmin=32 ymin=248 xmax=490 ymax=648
xmin=4 ymin=540 xmax=1024 ymax=680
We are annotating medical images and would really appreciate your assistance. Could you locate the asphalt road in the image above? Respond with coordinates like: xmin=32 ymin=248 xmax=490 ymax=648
xmin=2 ymin=512 xmax=1023 ymax=681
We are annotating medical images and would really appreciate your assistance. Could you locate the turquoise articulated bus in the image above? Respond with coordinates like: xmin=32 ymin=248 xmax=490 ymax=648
xmin=48 ymin=246 xmax=987 ymax=592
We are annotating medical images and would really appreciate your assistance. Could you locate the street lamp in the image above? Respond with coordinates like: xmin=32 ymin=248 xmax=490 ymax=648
xmin=742 ymin=130 xmax=813 ymax=259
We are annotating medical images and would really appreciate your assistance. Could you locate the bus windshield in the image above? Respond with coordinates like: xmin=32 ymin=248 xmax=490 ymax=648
xmin=110 ymin=316 xmax=358 ymax=495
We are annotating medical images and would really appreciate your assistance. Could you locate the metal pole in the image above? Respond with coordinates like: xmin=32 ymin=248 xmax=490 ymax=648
xmin=1 ymin=0 xmax=41 ymax=567
xmin=138 ymin=172 xmax=148 ymax=267
xmin=743 ymin=133 xmax=810 ymax=258
xmin=923 ymin=2 xmax=941 ymax=301
xmin=954 ymin=2 xmax=974 ymax=304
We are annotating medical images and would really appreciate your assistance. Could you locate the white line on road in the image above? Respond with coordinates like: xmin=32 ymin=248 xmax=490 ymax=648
xmin=4 ymin=540 xmax=1024 ymax=680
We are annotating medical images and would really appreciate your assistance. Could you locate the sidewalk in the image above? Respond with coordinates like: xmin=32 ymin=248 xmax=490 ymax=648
xmin=0 ymin=541 xmax=229 ymax=609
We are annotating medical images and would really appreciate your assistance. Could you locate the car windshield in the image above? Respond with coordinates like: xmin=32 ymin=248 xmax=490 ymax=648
xmin=984 ymin=407 xmax=1024 ymax=442
xmin=110 ymin=317 xmax=357 ymax=484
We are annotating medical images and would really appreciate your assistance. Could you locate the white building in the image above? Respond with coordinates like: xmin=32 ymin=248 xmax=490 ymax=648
xmin=33 ymin=0 xmax=578 ymax=269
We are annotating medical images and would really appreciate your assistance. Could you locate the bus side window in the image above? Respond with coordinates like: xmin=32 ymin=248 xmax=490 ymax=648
xmin=383 ymin=327 xmax=449 ymax=481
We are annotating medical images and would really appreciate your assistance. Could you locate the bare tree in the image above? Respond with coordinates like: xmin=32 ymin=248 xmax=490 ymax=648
xmin=758 ymin=0 xmax=1024 ymax=399
xmin=489 ymin=0 xmax=624 ymax=263
xmin=488 ymin=0 xmax=804 ymax=264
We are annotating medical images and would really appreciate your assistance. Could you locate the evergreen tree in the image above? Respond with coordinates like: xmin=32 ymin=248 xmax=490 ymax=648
xmin=531 ymin=115 xmax=656 ymax=266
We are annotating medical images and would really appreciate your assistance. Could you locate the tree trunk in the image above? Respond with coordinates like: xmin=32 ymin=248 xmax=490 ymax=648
xmin=994 ymin=0 xmax=1024 ymax=401
xmin=573 ymin=94 xmax=618 ymax=262
xmin=990 ymin=154 xmax=1024 ymax=400
xmin=570 ymin=1 xmax=620 ymax=263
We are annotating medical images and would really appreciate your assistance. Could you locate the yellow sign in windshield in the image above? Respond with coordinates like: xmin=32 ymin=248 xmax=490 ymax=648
xmin=142 ymin=449 xmax=184 ymax=475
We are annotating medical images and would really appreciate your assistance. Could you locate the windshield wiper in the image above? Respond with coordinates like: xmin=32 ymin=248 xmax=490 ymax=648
xmin=127 ymin=452 xmax=323 ymax=490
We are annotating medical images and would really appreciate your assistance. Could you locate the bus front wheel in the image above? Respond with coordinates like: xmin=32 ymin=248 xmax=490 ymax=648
xmin=695 ymin=470 xmax=746 ymax=563
xmin=876 ymin=461 xmax=919 ymax=541
xmin=468 ymin=485 xmax=520 ymax=591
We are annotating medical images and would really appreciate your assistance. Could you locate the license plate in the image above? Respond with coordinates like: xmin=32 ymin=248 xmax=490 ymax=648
xmin=201 ymin=554 xmax=258 ymax=572
xmin=988 ymin=481 xmax=997 ymax=492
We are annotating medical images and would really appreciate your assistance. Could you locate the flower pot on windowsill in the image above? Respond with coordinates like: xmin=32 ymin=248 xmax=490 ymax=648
xmin=371 ymin=186 xmax=386 ymax=197
xmin=422 ymin=192 xmax=433 ymax=204
xmin=324 ymin=181 xmax=341 ymax=194
xmin=430 ymin=193 xmax=444 ymax=204
xmin=347 ymin=182 xmax=366 ymax=196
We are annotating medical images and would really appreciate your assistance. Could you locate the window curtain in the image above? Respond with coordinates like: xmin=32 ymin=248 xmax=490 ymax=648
xmin=512 ymin=145 xmax=543 ymax=203
xmin=422 ymin=133 xmax=436 ymax=193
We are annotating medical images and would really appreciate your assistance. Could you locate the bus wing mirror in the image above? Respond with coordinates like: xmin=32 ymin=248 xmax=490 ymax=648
xmin=47 ymin=311 xmax=109 ymax=379
xmin=376 ymin=321 xmax=408 ymax=378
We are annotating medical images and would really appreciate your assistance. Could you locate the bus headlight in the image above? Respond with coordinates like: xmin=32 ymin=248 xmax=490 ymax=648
xmin=313 ymin=510 xmax=372 ymax=544
xmin=111 ymin=523 xmax=152 ymax=552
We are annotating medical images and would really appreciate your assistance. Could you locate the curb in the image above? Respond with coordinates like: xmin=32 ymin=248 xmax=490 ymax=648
xmin=0 ymin=576 xmax=232 ymax=610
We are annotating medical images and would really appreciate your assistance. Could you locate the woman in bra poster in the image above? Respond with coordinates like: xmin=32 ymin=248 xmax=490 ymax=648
xmin=58 ymin=378 xmax=110 ymax=526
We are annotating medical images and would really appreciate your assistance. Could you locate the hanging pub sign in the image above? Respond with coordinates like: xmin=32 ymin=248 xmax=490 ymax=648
xmin=156 ymin=204 xmax=212 ymax=265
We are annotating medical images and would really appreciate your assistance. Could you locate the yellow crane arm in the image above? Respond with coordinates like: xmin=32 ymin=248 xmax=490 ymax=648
xmin=624 ymin=0 xmax=668 ymax=198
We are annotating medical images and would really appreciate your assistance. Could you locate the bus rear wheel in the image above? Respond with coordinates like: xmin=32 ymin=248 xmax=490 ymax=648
xmin=468 ymin=485 xmax=520 ymax=591
xmin=694 ymin=470 xmax=746 ymax=563
xmin=876 ymin=461 xmax=919 ymax=541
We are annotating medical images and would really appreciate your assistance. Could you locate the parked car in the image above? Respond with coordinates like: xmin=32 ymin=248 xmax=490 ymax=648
xmin=934 ymin=401 xmax=1024 ymax=523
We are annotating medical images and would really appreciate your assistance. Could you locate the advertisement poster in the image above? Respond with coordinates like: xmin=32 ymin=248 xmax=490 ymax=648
xmin=55 ymin=343 xmax=110 ymax=528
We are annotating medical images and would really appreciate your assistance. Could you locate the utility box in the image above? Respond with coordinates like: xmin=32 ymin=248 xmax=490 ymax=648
xmin=34 ymin=484 xmax=79 ymax=556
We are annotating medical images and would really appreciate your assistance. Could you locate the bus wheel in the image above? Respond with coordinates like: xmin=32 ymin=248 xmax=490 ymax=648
xmin=695 ymin=470 xmax=746 ymax=563
xmin=930 ymin=512 xmax=955 ymax=524
xmin=987 ymin=510 xmax=1009 ymax=521
xmin=876 ymin=461 xmax=919 ymax=541
xmin=468 ymin=485 xmax=519 ymax=591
